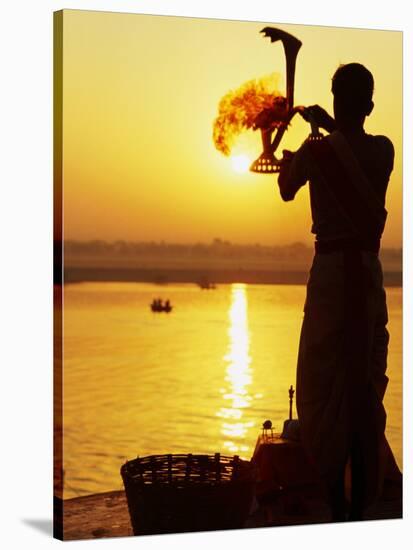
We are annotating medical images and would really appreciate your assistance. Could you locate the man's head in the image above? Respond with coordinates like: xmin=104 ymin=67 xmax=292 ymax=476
xmin=332 ymin=63 xmax=374 ymax=127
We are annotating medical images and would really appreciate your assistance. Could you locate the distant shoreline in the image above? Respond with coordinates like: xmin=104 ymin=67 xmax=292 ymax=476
xmin=61 ymin=240 xmax=402 ymax=287
xmin=64 ymin=267 xmax=402 ymax=287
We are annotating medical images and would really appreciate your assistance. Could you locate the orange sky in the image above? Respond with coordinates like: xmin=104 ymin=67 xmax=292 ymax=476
xmin=61 ymin=10 xmax=402 ymax=247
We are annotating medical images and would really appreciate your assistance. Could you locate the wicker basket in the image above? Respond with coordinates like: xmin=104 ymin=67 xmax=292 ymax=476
xmin=120 ymin=453 xmax=255 ymax=535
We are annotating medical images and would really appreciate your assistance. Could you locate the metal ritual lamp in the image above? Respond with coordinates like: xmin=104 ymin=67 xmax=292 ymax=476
xmin=289 ymin=385 xmax=295 ymax=421
xmin=262 ymin=419 xmax=274 ymax=440
xmin=250 ymin=28 xmax=311 ymax=174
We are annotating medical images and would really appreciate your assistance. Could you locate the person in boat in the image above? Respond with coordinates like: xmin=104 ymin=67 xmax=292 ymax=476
xmin=151 ymin=298 xmax=162 ymax=311
xmin=277 ymin=63 xmax=397 ymax=521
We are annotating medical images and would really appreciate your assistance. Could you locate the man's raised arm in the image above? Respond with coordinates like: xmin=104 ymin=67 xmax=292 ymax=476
xmin=277 ymin=143 xmax=309 ymax=201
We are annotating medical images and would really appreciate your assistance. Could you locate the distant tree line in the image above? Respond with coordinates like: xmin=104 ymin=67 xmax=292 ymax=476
xmin=65 ymin=239 xmax=312 ymax=260
xmin=64 ymin=239 xmax=401 ymax=265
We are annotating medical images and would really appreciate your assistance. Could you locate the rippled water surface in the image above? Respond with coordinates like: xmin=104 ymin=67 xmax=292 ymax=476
xmin=63 ymin=283 xmax=402 ymax=498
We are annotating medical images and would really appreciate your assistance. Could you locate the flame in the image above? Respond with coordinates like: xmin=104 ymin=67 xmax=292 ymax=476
xmin=212 ymin=74 xmax=284 ymax=156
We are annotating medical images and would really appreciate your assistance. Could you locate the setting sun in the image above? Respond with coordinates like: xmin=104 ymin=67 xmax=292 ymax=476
xmin=231 ymin=154 xmax=251 ymax=173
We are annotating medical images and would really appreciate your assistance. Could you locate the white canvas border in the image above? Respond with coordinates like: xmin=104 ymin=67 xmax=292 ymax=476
xmin=0 ymin=1 xmax=410 ymax=549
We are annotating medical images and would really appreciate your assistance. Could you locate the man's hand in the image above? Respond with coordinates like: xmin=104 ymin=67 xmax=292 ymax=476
xmin=301 ymin=105 xmax=336 ymax=133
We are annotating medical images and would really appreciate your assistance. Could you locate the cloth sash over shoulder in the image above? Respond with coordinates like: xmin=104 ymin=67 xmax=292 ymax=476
xmin=308 ymin=130 xmax=387 ymax=248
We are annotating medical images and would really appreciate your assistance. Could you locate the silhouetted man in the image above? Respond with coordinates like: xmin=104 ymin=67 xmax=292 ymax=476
xmin=278 ymin=63 xmax=397 ymax=521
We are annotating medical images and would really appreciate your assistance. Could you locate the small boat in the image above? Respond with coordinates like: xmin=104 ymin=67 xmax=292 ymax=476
xmin=150 ymin=299 xmax=173 ymax=313
xmin=198 ymin=281 xmax=216 ymax=290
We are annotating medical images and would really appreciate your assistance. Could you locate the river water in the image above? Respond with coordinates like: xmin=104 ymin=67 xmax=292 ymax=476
xmin=62 ymin=282 xmax=402 ymax=498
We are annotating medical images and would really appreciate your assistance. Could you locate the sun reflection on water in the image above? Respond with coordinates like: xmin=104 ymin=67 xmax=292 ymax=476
xmin=217 ymin=284 xmax=254 ymax=457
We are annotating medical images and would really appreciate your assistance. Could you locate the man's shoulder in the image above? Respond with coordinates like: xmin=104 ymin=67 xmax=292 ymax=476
xmin=368 ymin=134 xmax=395 ymax=155
xmin=360 ymin=133 xmax=394 ymax=178
xmin=371 ymin=135 xmax=395 ymax=173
